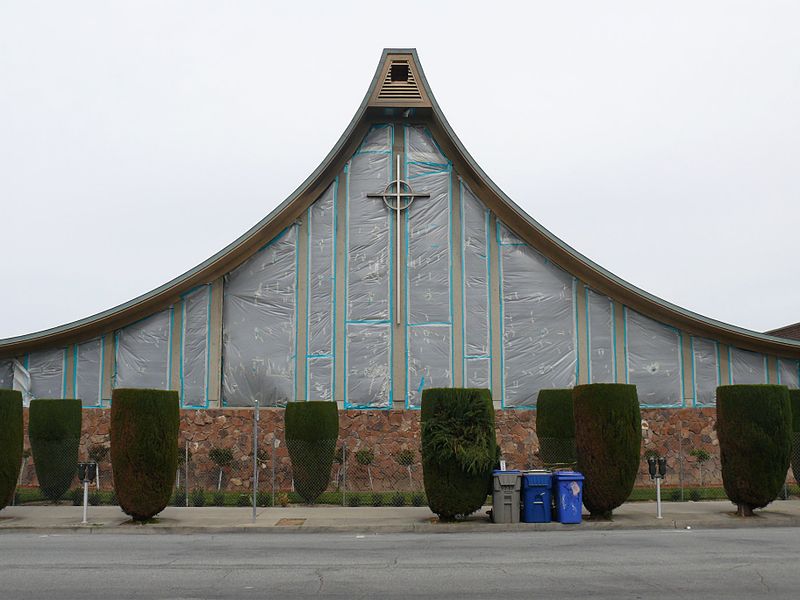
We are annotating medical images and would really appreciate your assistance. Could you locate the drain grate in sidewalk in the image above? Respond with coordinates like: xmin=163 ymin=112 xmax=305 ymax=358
xmin=275 ymin=518 xmax=306 ymax=527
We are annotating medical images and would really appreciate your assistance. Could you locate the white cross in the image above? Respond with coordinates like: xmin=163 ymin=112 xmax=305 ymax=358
xmin=367 ymin=154 xmax=430 ymax=325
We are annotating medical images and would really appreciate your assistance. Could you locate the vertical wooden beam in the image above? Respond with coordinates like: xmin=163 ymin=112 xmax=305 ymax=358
xmin=170 ymin=301 xmax=183 ymax=395
xmin=64 ymin=344 xmax=75 ymax=399
xmin=101 ymin=334 xmax=115 ymax=404
xmin=718 ymin=343 xmax=731 ymax=386
xmin=333 ymin=163 xmax=348 ymax=407
xmin=766 ymin=354 xmax=778 ymax=384
xmin=207 ymin=277 xmax=224 ymax=407
xmin=295 ymin=219 xmax=309 ymax=402
xmin=681 ymin=332 xmax=693 ymax=407
xmin=575 ymin=281 xmax=589 ymax=385
xmin=488 ymin=213 xmax=503 ymax=409
xmin=392 ymin=123 xmax=407 ymax=408
xmin=451 ymin=174 xmax=464 ymax=388
xmin=613 ymin=300 xmax=627 ymax=384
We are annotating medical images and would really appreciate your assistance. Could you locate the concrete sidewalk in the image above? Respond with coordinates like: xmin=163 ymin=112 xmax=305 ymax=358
xmin=2 ymin=499 xmax=800 ymax=534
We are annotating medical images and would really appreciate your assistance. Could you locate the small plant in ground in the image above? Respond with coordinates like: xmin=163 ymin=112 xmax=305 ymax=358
xmin=347 ymin=494 xmax=361 ymax=507
xmin=277 ymin=492 xmax=290 ymax=507
xmin=211 ymin=491 xmax=225 ymax=506
xmin=394 ymin=449 xmax=416 ymax=490
xmin=690 ymin=448 xmax=711 ymax=488
xmin=391 ymin=492 xmax=406 ymax=507
xmin=190 ymin=488 xmax=206 ymax=507
xmin=88 ymin=491 xmax=101 ymax=506
xmin=109 ymin=489 xmax=118 ymax=506
xmin=670 ymin=489 xmax=682 ymax=502
xmin=333 ymin=445 xmax=345 ymax=490
xmin=256 ymin=491 xmax=273 ymax=507
xmin=689 ymin=489 xmax=701 ymax=502
xmin=371 ymin=492 xmax=384 ymax=507
xmin=356 ymin=448 xmax=375 ymax=491
xmin=237 ymin=494 xmax=251 ymax=507
xmin=411 ymin=493 xmax=426 ymax=507
xmin=209 ymin=447 xmax=234 ymax=491
xmin=172 ymin=488 xmax=187 ymax=507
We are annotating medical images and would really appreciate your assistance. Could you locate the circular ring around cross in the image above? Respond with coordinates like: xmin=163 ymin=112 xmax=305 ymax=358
xmin=379 ymin=179 xmax=417 ymax=211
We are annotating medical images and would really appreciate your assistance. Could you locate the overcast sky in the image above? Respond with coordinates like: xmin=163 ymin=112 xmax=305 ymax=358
xmin=1 ymin=1 xmax=798 ymax=339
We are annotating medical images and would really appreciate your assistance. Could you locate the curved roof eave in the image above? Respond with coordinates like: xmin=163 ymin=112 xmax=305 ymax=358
xmin=3 ymin=48 xmax=799 ymax=358
xmin=407 ymin=50 xmax=800 ymax=355
xmin=0 ymin=50 xmax=389 ymax=354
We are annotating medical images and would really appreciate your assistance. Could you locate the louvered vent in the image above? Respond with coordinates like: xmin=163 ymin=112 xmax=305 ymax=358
xmin=377 ymin=61 xmax=422 ymax=102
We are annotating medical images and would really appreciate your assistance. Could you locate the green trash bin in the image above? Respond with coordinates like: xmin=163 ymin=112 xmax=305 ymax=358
xmin=491 ymin=470 xmax=521 ymax=523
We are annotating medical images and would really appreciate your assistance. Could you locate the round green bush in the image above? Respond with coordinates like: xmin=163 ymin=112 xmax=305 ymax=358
xmin=421 ymin=388 xmax=498 ymax=520
xmin=29 ymin=399 xmax=82 ymax=502
xmin=573 ymin=383 xmax=641 ymax=519
xmin=790 ymin=389 xmax=800 ymax=486
xmin=284 ymin=401 xmax=338 ymax=504
xmin=717 ymin=385 xmax=792 ymax=516
xmin=110 ymin=388 xmax=180 ymax=521
xmin=536 ymin=388 xmax=576 ymax=467
xmin=0 ymin=389 xmax=24 ymax=511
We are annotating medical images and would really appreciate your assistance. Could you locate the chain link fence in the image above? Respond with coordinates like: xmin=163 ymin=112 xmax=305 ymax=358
xmin=10 ymin=409 xmax=800 ymax=511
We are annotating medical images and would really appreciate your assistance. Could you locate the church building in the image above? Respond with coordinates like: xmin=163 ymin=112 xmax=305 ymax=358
xmin=2 ymin=49 xmax=799 ymax=415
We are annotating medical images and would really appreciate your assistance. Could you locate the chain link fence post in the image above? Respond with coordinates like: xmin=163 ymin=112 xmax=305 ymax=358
xmin=252 ymin=399 xmax=259 ymax=522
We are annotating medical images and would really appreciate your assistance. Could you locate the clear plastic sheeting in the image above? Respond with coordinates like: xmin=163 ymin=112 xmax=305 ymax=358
xmin=307 ymin=357 xmax=333 ymax=401
xmin=624 ymin=309 xmax=682 ymax=407
xmin=181 ymin=286 xmax=211 ymax=407
xmin=115 ymin=310 xmax=172 ymax=391
xmin=461 ymin=183 xmax=490 ymax=358
xmin=0 ymin=359 xmax=13 ymax=389
xmin=778 ymin=358 xmax=800 ymax=389
xmin=346 ymin=323 xmax=391 ymax=408
xmin=407 ymin=325 xmax=452 ymax=409
xmin=499 ymin=230 xmax=577 ymax=408
xmin=691 ymin=337 xmax=719 ymax=407
xmin=405 ymin=126 xmax=452 ymax=407
xmin=347 ymin=128 xmax=392 ymax=322
xmin=586 ymin=289 xmax=615 ymax=383
xmin=406 ymin=124 xmax=447 ymax=164
xmin=497 ymin=221 xmax=525 ymax=246
xmin=28 ymin=348 xmax=66 ymax=399
xmin=13 ymin=359 xmax=31 ymax=405
xmin=223 ymin=226 xmax=297 ymax=407
xmin=465 ymin=357 xmax=490 ymax=390
xmin=306 ymin=184 xmax=336 ymax=400
xmin=75 ymin=338 xmax=103 ymax=407
xmin=728 ymin=347 xmax=766 ymax=384
xmin=345 ymin=126 xmax=393 ymax=409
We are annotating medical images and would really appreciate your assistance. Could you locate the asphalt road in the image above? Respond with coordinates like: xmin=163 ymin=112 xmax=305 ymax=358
xmin=0 ymin=528 xmax=797 ymax=599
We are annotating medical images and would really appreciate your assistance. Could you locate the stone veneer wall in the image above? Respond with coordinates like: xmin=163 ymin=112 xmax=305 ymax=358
xmin=18 ymin=407 xmax=730 ymax=493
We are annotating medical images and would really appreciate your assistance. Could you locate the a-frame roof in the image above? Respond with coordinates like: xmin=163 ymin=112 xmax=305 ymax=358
xmin=2 ymin=48 xmax=799 ymax=358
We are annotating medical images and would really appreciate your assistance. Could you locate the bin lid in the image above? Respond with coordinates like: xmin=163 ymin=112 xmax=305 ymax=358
xmin=493 ymin=470 xmax=521 ymax=475
xmin=553 ymin=470 xmax=584 ymax=481
xmin=522 ymin=472 xmax=552 ymax=487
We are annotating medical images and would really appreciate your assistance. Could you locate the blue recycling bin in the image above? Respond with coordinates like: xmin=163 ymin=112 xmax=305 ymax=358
xmin=521 ymin=471 xmax=552 ymax=523
xmin=552 ymin=470 xmax=585 ymax=524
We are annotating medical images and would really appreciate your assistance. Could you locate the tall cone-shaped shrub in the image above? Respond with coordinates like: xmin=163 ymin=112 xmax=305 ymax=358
xmin=536 ymin=389 xmax=576 ymax=467
xmin=717 ymin=385 xmax=791 ymax=516
xmin=0 ymin=389 xmax=24 ymax=511
xmin=284 ymin=401 xmax=338 ymax=504
xmin=790 ymin=389 xmax=800 ymax=486
xmin=573 ymin=384 xmax=641 ymax=519
xmin=421 ymin=388 xmax=498 ymax=520
xmin=111 ymin=389 xmax=179 ymax=521
xmin=29 ymin=399 xmax=82 ymax=502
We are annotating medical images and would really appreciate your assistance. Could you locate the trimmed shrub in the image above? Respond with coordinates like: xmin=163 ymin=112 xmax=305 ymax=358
xmin=172 ymin=488 xmax=187 ymax=507
xmin=0 ymin=389 xmax=24 ymax=511
xmin=29 ymin=399 xmax=82 ymax=502
xmin=390 ymin=492 xmax=406 ymax=507
xmin=421 ymin=388 xmax=498 ymax=520
xmin=211 ymin=491 xmax=225 ymax=506
xmin=69 ymin=487 xmax=83 ymax=506
xmin=790 ymin=390 xmax=800 ymax=485
xmin=536 ymin=389 xmax=576 ymax=467
xmin=256 ymin=490 xmax=273 ymax=507
xmin=110 ymin=388 xmax=180 ymax=521
xmin=411 ymin=493 xmax=426 ymax=507
xmin=371 ymin=492 xmax=384 ymax=507
xmin=190 ymin=488 xmax=206 ymax=507
xmin=284 ymin=401 xmax=338 ymax=504
xmin=717 ymin=385 xmax=792 ymax=516
xmin=346 ymin=494 xmax=361 ymax=507
xmin=573 ymin=384 xmax=641 ymax=519
xmin=237 ymin=493 xmax=251 ymax=507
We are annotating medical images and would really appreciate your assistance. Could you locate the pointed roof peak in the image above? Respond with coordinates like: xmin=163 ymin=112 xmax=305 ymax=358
xmin=368 ymin=49 xmax=431 ymax=108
